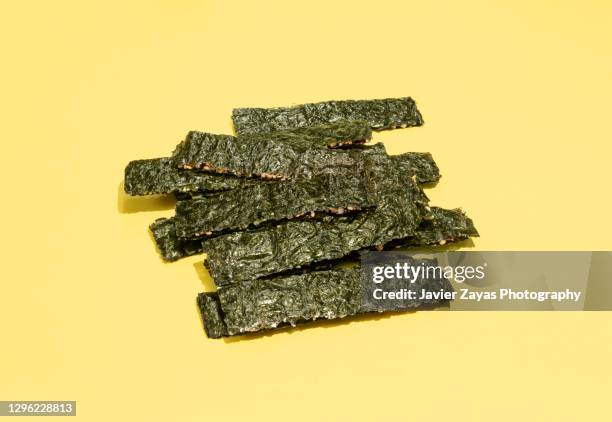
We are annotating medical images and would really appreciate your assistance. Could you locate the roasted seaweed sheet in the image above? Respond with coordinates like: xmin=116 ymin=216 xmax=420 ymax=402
xmin=197 ymin=293 xmax=228 ymax=339
xmin=150 ymin=149 xmax=445 ymax=259
xmin=393 ymin=152 xmax=440 ymax=184
xmin=173 ymin=145 xmax=393 ymax=239
xmin=174 ymin=173 xmax=369 ymax=239
xmin=232 ymin=97 xmax=423 ymax=135
xmin=151 ymin=205 xmax=477 ymax=262
xmin=149 ymin=217 xmax=202 ymax=261
xmin=124 ymin=157 xmax=249 ymax=196
xmin=244 ymin=120 xmax=372 ymax=148
xmin=400 ymin=207 xmax=479 ymax=246
xmin=202 ymin=150 xmax=430 ymax=284
xmin=198 ymin=265 xmax=452 ymax=337
xmin=171 ymin=130 xmax=365 ymax=180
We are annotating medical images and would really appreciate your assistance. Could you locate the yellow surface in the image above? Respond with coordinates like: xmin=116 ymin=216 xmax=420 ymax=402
xmin=1 ymin=1 xmax=611 ymax=420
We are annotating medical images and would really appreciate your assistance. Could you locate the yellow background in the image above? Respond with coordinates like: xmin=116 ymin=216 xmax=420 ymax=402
xmin=1 ymin=1 xmax=611 ymax=420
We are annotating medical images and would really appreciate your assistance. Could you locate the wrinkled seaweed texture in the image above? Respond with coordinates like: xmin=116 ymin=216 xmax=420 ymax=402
xmin=174 ymin=173 xmax=370 ymax=239
xmin=149 ymin=217 xmax=202 ymax=261
xmin=172 ymin=179 xmax=276 ymax=201
xmin=244 ymin=120 xmax=372 ymax=148
xmin=171 ymin=130 xmax=365 ymax=180
xmin=199 ymin=265 xmax=453 ymax=337
xmin=400 ymin=207 xmax=479 ymax=247
xmin=124 ymin=158 xmax=247 ymax=195
xmin=393 ymin=152 xmax=440 ymax=184
xmin=217 ymin=268 xmax=362 ymax=335
xmin=169 ymin=205 xmax=477 ymax=264
xmin=197 ymin=293 xmax=228 ymax=339
xmin=170 ymin=148 xmax=439 ymax=239
xmin=232 ymin=97 xmax=424 ymax=135
xmin=203 ymin=151 xmax=429 ymax=285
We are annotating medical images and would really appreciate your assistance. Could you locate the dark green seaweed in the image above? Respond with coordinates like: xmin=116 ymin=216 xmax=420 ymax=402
xmin=198 ymin=265 xmax=452 ymax=337
xmin=393 ymin=152 xmax=440 ymax=184
xmin=173 ymin=145 xmax=390 ymax=239
xmin=399 ymin=207 xmax=479 ymax=246
xmin=173 ymin=190 xmax=224 ymax=201
xmin=174 ymin=173 xmax=370 ymax=239
xmin=150 ymin=206 xmax=477 ymax=262
xmin=124 ymin=157 xmax=247 ymax=196
xmin=172 ymin=151 xmax=437 ymax=202
xmin=202 ymin=151 xmax=430 ymax=285
xmin=232 ymin=97 xmax=423 ymax=135
xmin=149 ymin=217 xmax=202 ymax=261
xmin=244 ymin=120 xmax=372 ymax=148
xmin=197 ymin=293 xmax=228 ymax=339
xmin=171 ymin=131 xmax=363 ymax=180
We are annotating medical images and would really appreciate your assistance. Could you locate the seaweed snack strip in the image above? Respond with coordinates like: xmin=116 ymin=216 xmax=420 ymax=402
xmin=174 ymin=173 xmax=370 ymax=240
xmin=398 ymin=207 xmax=479 ymax=247
xmin=173 ymin=145 xmax=390 ymax=239
xmin=198 ymin=265 xmax=452 ymax=338
xmin=148 ymin=149 xmax=444 ymax=261
xmin=124 ymin=157 xmax=248 ymax=196
xmin=149 ymin=217 xmax=203 ymax=261
xmin=245 ymin=120 xmax=372 ymax=148
xmin=203 ymin=153 xmax=430 ymax=284
xmin=197 ymin=293 xmax=228 ymax=339
xmin=173 ymin=152 xmax=440 ymax=201
xmin=393 ymin=152 xmax=440 ymax=184
xmin=232 ymin=97 xmax=424 ymax=135
xmin=171 ymin=150 xmax=439 ymax=231
xmin=150 ymin=206 xmax=477 ymax=262
xmin=171 ymin=130 xmax=363 ymax=180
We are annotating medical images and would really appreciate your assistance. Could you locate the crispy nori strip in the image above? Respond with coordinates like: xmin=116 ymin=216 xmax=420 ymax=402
xmin=174 ymin=173 xmax=369 ymax=239
xmin=401 ymin=207 xmax=479 ymax=246
xmin=198 ymin=265 xmax=452 ymax=337
xmin=171 ymin=149 xmax=439 ymax=239
xmin=232 ymin=97 xmax=424 ymax=135
xmin=393 ymin=152 xmax=441 ymax=184
xmin=245 ymin=120 xmax=372 ymax=148
xmin=124 ymin=157 xmax=247 ymax=196
xmin=217 ymin=269 xmax=361 ymax=335
xmin=149 ymin=217 xmax=202 ymax=261
xmin=150 ymin=206 xmax=477 ymax=262
xmin=202 ymin=152 xmax=429 ymax=285
xmin=197 ymin=293 xmax=228 ymax=339
xmin=171 ymin=130 xmax=363 ymax=180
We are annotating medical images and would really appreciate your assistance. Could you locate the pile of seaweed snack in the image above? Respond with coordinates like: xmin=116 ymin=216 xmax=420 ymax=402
xmin=124 ymin=97 xmax=478 ymax=338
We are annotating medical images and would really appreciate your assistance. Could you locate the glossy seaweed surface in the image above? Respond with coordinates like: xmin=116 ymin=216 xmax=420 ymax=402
xmin=232 ymin=97 xmax=423 ymax=135
xmin=198 ymin=265 xmax=453 ymax=338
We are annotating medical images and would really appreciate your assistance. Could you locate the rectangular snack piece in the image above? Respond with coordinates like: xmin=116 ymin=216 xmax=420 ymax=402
xmin=393 ymin=152 xmax=441 ymax=184
xmin=124 ymin=157 xmax=249 ymax=196
xmin=400 ymin=207 xmax=479 ymax=247
xmin=147 ymin=150 xmax=442 ymax=260
xmin=197 ymin=265 xmax=452 ymax=337
xmin=150 ymin=206 xmax=477 ymax=262
xmin=202 ymin=151 xmax=430 ymax=284
xmin=232 ymin=97 xmax=424 ymax=135
xmin=171 ymin=130 xmax=363 ymax=180
xmin=149 ymin=217 xmax=203 ymax=261
xmin=175 ymin=152 xmax=440 ymax=232
xmin=197 ymin=293 xmax=228 ymax=339
xmin=174 ymin=173 xmax=369 ymax=239
xmin=174 ymin=145 xmax=389 ymax=239
xmin=244 ymin=120 xmax=372 ymax=148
